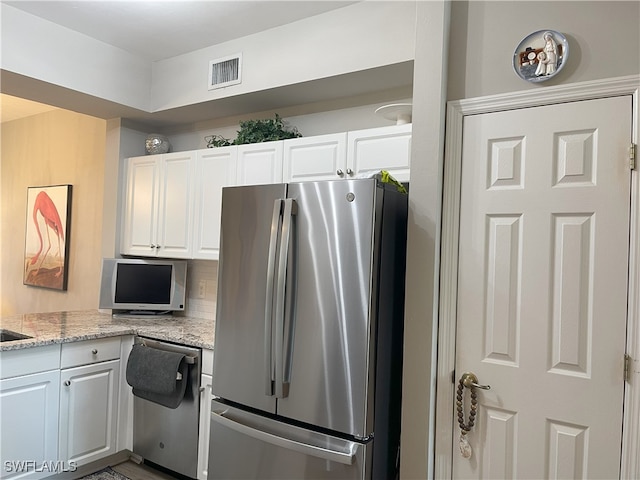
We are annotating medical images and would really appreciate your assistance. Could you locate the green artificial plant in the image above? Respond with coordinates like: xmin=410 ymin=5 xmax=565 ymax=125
xmin=205 ymin=114 xmax=302 ymax=148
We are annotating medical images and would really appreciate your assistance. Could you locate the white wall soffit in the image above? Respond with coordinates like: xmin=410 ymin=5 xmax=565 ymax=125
xmin=0 ymin=1 xmax=416 ymax=123
xmin=1 ymin=3 xmax=152 ymax=113
xmin=150 ymin=1 xmax=417 ymax=113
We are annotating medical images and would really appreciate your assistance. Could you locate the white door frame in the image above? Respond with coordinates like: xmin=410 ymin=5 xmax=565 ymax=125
xmin=434 ymin=75 xmax=640 ymax=479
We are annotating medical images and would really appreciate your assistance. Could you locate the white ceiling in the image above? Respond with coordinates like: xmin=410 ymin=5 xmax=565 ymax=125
xmin=1 ymin=0 xmax=359 ymax=122
xmin=4 ymin=1 xmax=358 ymax=62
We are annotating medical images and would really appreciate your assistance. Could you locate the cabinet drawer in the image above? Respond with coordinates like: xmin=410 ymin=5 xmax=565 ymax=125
xmin=61 ymin=337 xmax=121 ymax=368
xmin=0 ymin=344 xmax=61 ymax=379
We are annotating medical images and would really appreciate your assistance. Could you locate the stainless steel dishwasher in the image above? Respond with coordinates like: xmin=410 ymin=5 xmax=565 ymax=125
xmin=130 ymin=337 xmax=201 ymax=479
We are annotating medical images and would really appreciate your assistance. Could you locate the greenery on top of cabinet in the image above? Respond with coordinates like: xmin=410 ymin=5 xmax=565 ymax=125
xmin=205 ymin=114 xmax=302 ymax=148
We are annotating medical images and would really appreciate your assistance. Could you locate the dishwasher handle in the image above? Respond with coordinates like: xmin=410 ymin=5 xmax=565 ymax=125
xmin=211 ymin=410 xmax=357 ymax=465
xmin=134 ymin=337 xmax=199 ymax=364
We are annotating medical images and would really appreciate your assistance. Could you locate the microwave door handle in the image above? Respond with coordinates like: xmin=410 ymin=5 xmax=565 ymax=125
xmin=274 ymin=198 xmax=296 ymax=399
xmin=264 ymin=199 xmax=282 ymax=397
xmin=211 ymin=410 xmax=357 ymax=465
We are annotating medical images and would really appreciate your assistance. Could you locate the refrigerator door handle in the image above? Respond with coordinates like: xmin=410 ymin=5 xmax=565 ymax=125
xmin=274 ymin=198 xmax=297 ymax=398
xmin=264 ymin=199 xmax=283 ymax=396
xmin=211 ymin=410 xmax=358 ymax=465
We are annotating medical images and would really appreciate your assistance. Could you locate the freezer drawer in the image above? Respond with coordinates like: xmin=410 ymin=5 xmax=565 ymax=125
xmin=208 ymin=400 xmax=371 ymax=480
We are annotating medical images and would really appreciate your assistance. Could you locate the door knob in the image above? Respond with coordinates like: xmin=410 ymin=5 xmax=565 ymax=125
xmin=456 ymin=372 xmax=490 ymax=459
xmin=346 ymin=168 xmax=353 ymax=175
xmin=460 ymin=372 xmax=490 ymax=390
xmin=336 ymin=169 xmax=344 ymax=176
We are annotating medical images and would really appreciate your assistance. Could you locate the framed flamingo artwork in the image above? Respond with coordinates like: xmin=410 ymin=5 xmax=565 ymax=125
xmin=23 ymin=184 xmax=72 ymax=290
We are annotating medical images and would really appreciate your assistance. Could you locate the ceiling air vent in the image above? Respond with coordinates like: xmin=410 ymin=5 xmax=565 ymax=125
xmin=208 ymin=53 xmax=242 ymax=90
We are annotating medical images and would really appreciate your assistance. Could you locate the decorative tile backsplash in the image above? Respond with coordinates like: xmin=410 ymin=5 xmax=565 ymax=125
xmin=185 ymin=260 xmax=218 ymax=319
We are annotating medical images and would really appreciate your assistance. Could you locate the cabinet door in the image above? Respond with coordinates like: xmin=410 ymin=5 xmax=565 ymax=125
xmin=156 ymin=151 xmax=196 ymax=258
xmin=236 ymin=142 xmax=283 ymax=186
xmin=121 ymin=156 xmax=160 ymax=256
xmin=197 ymin=373 xmax=213 ymax=480
xmin=347 ymin=124 xmax=412 ymax=182
xmin=59 ymin=360 xmax=120 ymax=466
xmin=283 ymin=133 xmax=348 ymax=182
xmin=1 ymin=370 xmax=60 ymax=479
xmin=192 ymin=148 xmax=237 ymax=260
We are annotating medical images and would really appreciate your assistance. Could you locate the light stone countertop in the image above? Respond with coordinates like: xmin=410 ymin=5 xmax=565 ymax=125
xmin=0 ymin=310 xmax=215 ymax=351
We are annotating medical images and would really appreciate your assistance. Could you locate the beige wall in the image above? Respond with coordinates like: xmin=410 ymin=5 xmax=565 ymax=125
xmin=1 ymin=109 xmax=106 ymax=315
xmin=447 ymin=1 xmax=640 ymax=100
xmin=401 ymin=1 xmax=640 ymax=478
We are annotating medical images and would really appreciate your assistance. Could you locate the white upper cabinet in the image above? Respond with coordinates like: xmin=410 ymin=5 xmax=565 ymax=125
xmin=121 ymin=155 xmax=158 ymax=256
xmin=192 ymin=147 xmax=237 ymax=260
xmin=121 ymin=152 xmax=195 ymax=258
xmin=120 ymin=125 xmax=411 ymax=260
xmin=157 ymin=152 xmax=196 ymax=257
xmin=347 ymin=124 xmax=412 ymax=182
xmin=283 ymin=125 xmax=411 ymax=183
xmin=236 ymin=142 xmax=283 ymax=186
xmin=283 ymin=133 xmax=348 ymax=182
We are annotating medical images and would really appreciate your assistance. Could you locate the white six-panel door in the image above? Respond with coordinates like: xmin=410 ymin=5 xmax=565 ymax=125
xmin=453 ymin=95 xmax=632 ymax=478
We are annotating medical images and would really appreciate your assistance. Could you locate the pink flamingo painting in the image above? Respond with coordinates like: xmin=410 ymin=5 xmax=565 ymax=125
xmin=27 ymin=190 xmax=65 ymax=278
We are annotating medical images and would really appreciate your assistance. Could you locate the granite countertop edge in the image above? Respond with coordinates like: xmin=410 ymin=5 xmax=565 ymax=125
xmin=0 ymin=310 xmax=215 ymax=352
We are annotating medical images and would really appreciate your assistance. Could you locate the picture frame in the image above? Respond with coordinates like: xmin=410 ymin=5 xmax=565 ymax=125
xmin=24 ymin=184 xmax=72 ymax=290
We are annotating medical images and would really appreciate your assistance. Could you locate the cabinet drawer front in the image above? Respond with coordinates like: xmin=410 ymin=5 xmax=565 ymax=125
xmin=61 ymin=337 xmax=121 ymax=368
xmin=0 ymin=344 xmax=61 ymax=379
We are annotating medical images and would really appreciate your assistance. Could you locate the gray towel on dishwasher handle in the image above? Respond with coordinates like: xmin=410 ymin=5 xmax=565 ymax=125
xmin=126 ymin=344 xmax=188 ymax=409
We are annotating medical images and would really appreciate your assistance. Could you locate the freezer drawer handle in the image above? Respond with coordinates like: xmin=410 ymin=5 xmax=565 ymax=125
xmin=211 ymin=410 xmax=357 ymax=465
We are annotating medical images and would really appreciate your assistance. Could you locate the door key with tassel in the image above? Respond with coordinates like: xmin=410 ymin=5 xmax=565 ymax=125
xmin=456 ymin=372 xmax=490 ymax=458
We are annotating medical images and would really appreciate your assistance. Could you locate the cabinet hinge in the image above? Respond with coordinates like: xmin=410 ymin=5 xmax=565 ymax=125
xmin=630 ymin=144 xmax=637 ymax=170
xmin=624 ymin=354 xmax=632 ymax=382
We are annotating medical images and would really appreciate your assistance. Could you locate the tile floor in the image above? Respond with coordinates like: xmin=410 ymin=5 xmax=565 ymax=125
xmin=111 ymin=461 xmax=179 ymax=480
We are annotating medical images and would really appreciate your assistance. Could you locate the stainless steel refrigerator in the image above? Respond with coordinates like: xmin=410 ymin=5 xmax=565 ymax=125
xmin=208 ymin=178 xmax=408 ymax=480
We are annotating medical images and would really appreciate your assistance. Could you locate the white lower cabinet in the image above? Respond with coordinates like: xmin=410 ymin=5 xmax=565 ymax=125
xmin=58 ymin=337 xmax=121 ymax=467
xmin=0 ymin=338 xmax=123 ymax=479
xmin=0 ymin=337 xmax=215 ymax=479
xmin=197 ymin=349 xmax=214 ymax=480
xmin=59 ymin=359 xmax=120 ymax=466
xmin=197 ymin=373 xmax=213 ymax=480
xmin=0 ymin=370 xmax=61 ymax=479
